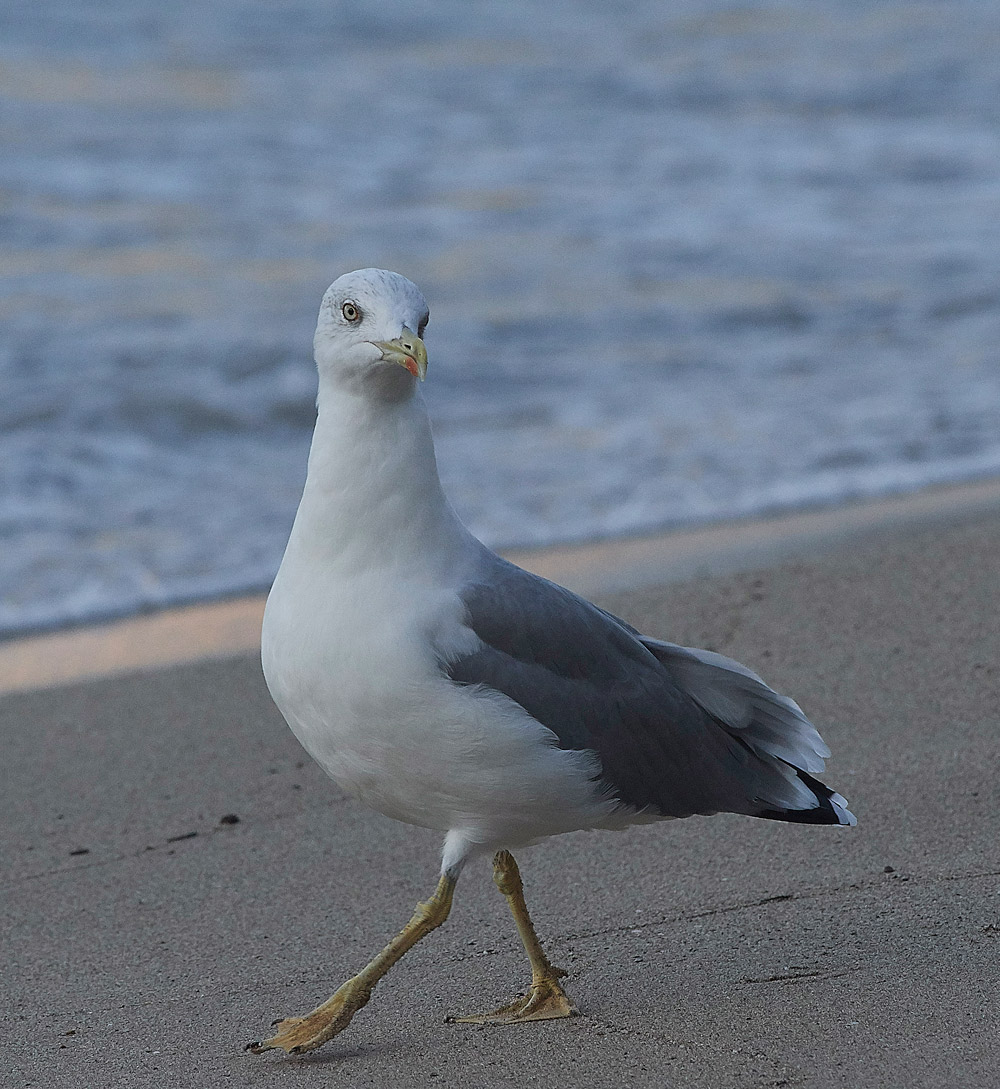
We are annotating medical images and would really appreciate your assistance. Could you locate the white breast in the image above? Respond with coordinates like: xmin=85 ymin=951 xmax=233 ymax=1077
xmin=263 ymin=552 xmax=612 ymax=847
xmin=261 ymin=383 xmax=616 ymax=852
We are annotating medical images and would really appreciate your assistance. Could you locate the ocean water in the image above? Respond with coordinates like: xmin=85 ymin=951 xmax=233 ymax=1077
xmin=3 ymin=0 xmax=1000 ymax=637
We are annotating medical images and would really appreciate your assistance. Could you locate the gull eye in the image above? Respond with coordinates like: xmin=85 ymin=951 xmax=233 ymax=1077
xmin=341 ymin=301 xmax=362 ymax=323
xmin=418 ymin=314 xmax=429 ymax=337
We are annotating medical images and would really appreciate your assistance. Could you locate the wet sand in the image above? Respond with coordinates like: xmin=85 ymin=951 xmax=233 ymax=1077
xmin=4 ymin=505 xmax=999 ymax=1088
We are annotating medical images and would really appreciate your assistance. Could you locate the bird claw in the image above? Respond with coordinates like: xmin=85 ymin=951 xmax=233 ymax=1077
xmin=246 ymin=1016 xmax=309 ymax=1054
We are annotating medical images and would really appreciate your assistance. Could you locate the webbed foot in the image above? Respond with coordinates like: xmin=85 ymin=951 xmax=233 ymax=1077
xmin=246 ymin=977 xmax=372 ymax=1054
xmin=450 ymin=971 xmax=577 ymax=1025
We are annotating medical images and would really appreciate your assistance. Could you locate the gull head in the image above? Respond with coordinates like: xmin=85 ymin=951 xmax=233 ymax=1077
xmin=314 ymin=269 xmax=430 ymax=393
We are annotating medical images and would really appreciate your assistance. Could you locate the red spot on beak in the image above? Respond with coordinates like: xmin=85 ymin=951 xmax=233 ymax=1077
xmin=402 ymin=356 xmax=419 ymax=378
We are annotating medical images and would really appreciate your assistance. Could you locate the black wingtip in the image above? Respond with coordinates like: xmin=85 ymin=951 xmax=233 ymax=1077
xmin=756 ymin=769 xmax=856 ymax=826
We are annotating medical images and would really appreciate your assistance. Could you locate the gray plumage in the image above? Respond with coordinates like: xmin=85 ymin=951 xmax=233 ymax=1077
xmin=445 ymin=552 xmax=854 ymax=827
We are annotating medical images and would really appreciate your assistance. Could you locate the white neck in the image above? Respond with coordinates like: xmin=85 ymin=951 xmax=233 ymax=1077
xmin=282 ymin=378 xmax=468 ymax=579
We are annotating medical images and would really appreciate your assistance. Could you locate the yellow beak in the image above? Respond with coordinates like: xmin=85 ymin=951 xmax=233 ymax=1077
xmin=371 ymin=328 xmax=428 ymax=381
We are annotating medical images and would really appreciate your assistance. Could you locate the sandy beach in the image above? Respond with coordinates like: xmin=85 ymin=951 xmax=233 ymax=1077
xmin=4 ymin=501 xmax=999 ymax=1088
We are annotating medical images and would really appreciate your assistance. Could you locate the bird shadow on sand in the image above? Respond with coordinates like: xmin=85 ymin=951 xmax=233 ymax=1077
xmin=241 ymin=1039 xmax=397 ymax=1069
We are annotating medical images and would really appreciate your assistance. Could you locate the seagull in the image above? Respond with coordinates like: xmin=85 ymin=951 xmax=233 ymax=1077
xmin=248 ymin=268 xmax=855 ymax=1056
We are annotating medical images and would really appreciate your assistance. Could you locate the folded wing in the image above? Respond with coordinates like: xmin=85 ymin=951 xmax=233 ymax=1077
xmin=443 ymin=553 xmax=855 ymax=826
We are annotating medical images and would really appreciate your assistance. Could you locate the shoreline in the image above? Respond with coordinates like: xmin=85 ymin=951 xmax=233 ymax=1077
xmin=2 ymin=472 xmax=999 ymax=696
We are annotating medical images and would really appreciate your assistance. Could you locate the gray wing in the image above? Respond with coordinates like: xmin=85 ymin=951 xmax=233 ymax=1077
xmin=443 ymin=553 xmax=854 ymax=825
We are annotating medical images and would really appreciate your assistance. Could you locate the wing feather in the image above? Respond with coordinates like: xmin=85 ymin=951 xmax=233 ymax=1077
xmin=442 ymin=554 xmax=854 ymax=825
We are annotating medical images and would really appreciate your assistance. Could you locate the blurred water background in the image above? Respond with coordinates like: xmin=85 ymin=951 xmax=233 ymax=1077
xmin=3 ymin=0 xmax=1000 ymax=637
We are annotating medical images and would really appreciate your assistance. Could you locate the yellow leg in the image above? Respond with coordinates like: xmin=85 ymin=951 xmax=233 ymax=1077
xmin=247 ymin=871 xmax=457 ymax=1055
xmin=452 ymin=850 xmax=577 ymax=1024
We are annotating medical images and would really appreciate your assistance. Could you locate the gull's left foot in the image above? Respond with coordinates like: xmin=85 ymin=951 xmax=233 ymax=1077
xmin=245 ymin=977 xmax=372 ymax=1055
xmin=450 ymin=971 xmax=577 ymax=1025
